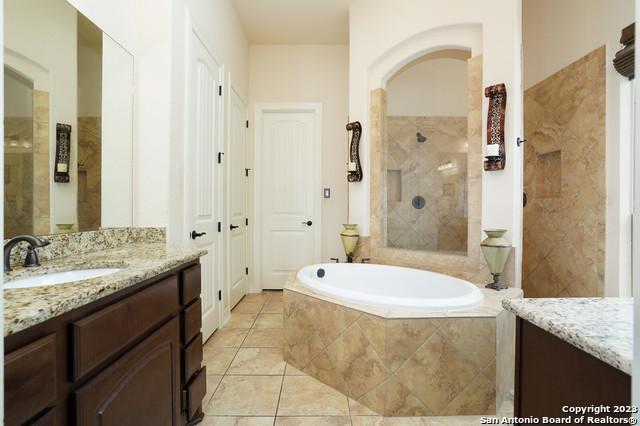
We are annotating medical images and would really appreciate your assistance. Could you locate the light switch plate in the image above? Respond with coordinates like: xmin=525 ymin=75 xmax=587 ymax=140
xmin=323 ymin=188 xmax=331 ymax=199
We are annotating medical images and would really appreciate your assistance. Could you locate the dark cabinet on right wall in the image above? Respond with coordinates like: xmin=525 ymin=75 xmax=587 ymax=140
xmin=515 ymin=318 xmax=631 ymax=418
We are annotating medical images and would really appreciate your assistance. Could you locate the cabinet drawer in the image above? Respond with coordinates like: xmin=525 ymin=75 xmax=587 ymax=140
xmin=185 ymin=367 xmax=207 ymax=420
xmin=75 ymin=317 xmax=181 ymax=426
xmin=180 ymin=264 xmax=201 ymax=305
xmin=5 ymin=334 xmax=56 ymax=426
xmin=183 ymin=333 xmax=203 ymax=382
xmin=72 ymin=275 xmax=179 ymax=380
xmin=182 ymin=299 xmax=202 ymax=344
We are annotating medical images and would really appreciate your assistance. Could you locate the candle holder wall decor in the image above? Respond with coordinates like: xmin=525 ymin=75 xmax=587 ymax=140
xmin=54 ymin=123 xmax=72 ymax=183
xmin=346 ymin=121 xmax=363 ymax=182
xmin=484 ymin=83 xmax=507 ymax=171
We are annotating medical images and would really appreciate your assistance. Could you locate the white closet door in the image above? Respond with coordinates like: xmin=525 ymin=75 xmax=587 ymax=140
xmin=257 ymin=106 xmax=321 ymax=289
xmin=185 ymin=25 xmax=223 ymax=340
xmin=229 ymin=88 xmax=248 ymax=307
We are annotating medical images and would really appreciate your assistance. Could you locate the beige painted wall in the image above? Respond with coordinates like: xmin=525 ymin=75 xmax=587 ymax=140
xmin=523 ymin=0 xmax=635 ymax=296
xmin=348 ymin=0 xmax=524 ymax=287
xmin=249 ymin=45 xmax=350 ymax=262
xmin=387 ymin=57 xmax=468 ymax=117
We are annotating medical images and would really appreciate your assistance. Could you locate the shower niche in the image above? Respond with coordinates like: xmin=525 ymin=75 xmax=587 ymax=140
xmin=383 ymin=49 xmax=471 ymax=254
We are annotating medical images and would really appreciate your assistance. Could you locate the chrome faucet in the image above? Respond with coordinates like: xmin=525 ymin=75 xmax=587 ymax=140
xmin=4 ymin=235 xmax=50 ymax=272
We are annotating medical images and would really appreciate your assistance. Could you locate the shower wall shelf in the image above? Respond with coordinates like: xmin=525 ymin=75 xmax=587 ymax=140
xmin=484 ymin=83 xmax=507 ymax=171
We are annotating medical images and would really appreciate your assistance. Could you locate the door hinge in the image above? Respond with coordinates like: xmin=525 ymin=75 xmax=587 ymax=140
xmin=181 ymin=389 xmax=187 ymax=411
xmin=246 ymin=120 xmax=249 ymax=128
xmin=245 ymin=168 xmax=251 ymax=177
xmin=217 ymin=222 xmax=222 ymax=232
xmin=218 ymin=85 xmax=222 ymax=96
xmin=245 ymin=267 xmax=249 ymax=275
xmin=245 ymin=218 xmax=249 ymax=226
xmin=218 ymin=290 xmax=222 ymax=301
xmin=217 ymin=152 xmax=224 ymax=164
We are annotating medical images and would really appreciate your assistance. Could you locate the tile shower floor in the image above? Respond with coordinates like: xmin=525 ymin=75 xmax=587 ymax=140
xmin=201 ymin=291 xmax=494 ymax=426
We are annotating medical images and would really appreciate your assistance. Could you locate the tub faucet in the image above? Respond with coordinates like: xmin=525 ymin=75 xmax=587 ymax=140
xmin=330 ymin=257 xmax=340 ymax=263
xmin=4 ymin=235 xmax=50 ymax=272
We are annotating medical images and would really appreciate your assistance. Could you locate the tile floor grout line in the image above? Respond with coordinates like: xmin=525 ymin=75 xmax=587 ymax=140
xmin=273 ymin=367 xmax=287 ymax=424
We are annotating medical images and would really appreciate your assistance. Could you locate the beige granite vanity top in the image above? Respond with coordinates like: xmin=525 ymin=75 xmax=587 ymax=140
xmin=286 ymin=274 xmax=522 ymax=319
xmin=4 ymin=242 xmax=206 ymax=337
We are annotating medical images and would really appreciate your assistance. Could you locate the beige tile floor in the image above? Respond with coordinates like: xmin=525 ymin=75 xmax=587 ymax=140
xmin=202 ymin=291 xmax=494 ymax=425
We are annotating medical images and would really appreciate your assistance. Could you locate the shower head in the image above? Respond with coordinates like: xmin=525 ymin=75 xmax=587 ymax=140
xmin=416 ymin=132 xmax=427 ymax=143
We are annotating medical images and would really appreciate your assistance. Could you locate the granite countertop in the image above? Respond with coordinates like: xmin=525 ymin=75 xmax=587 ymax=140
xmin=502 ymin=298 xmax=632 ymax=374
xmin=4 ymin=242 xmax=206 ymax=337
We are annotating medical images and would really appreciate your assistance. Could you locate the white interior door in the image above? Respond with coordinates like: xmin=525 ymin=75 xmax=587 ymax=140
xmin=257 ymin=105 xmax=321 ymax=290
xmin=229 ymin=88 xmax=248 ymax=307
xmin=185 ymin=25 xmax=222 ymax=340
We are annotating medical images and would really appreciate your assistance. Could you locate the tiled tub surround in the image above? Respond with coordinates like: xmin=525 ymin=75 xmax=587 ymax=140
xmin=3 ymin=227 xmax=205 ymax=336
xmin=522 ymin=47 xmax=606 ymax=297
xmin=283 ymin=278 xmax=521 ymax=417
xmin=502 ymin=297 xmax=632 ymax=374
xmin=367 ymin=56 xmax=519 ymax=287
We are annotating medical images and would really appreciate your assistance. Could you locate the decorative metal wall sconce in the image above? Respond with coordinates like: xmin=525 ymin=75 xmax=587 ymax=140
xmin=54 ymin=123 xmax=72 ymax=183
xmin=346 ymin=121 xmax=363 ymax=182
xmin=484 ymin=83 xmax=506 ymax=171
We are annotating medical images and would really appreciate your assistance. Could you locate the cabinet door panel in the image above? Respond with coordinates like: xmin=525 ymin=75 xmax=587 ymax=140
xmin=75 ymin=317 xmax=181 ymax=426
xmin=5 ymin=334 xmax=56 ymax=426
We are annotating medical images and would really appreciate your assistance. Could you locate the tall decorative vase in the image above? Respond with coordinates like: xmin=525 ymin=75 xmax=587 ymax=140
xmin=340 ymin=224 xmax=360 ymax=263
xmin=480 ymin=229 xmax=511 ymax=290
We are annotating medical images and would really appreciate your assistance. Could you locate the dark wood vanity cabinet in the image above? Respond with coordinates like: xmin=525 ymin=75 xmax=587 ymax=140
xmin=4 ymin=261 xmax=206 ymax=426
xmin=515 ymin=318 xmax=631 ymax=419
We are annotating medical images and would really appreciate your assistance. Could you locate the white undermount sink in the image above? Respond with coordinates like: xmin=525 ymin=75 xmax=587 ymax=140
xmin=4 ymin=268 xmax=121 ymax=290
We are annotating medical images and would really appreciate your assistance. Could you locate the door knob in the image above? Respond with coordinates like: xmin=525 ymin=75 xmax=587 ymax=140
xmin=190 ymin=230 xmax=207 ymax=240
xmin=230 ymin=224 xmax=240 ymax=230
xmin=302 ymin=221 xmax=313 ymax=226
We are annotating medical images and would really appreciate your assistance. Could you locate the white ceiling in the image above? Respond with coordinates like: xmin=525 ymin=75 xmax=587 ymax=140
xmin=232 ymin=0 xmax=351 ymax=45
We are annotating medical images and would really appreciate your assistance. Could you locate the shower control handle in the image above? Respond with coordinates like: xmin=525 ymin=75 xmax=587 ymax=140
xmin=302 ymin=220 xmax=313 ymax=226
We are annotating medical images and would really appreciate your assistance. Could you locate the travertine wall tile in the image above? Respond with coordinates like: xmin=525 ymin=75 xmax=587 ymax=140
xmin=441 ymin=374 xmax=496 ymax=415
xmin=77 ymin=116 xmax=102 ymax=231
xmin=33 ymin=90 xmax=50 ymax=235
xmin=522 ymin=47 xmax=605 ymax=298
xmin=385 ymin=318 xmax=442 ymax=372
xmin=396 ymin=332 xmax=477 ymax=413
xmin=439 ymin=318 xmax=496 ymax=370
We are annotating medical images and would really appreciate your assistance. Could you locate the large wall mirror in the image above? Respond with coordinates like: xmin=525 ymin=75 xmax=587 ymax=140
xmin=384 ymin=49 xmax=471 ymax=255
xmin=4 ymin=0 xmax=134 ymax=238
